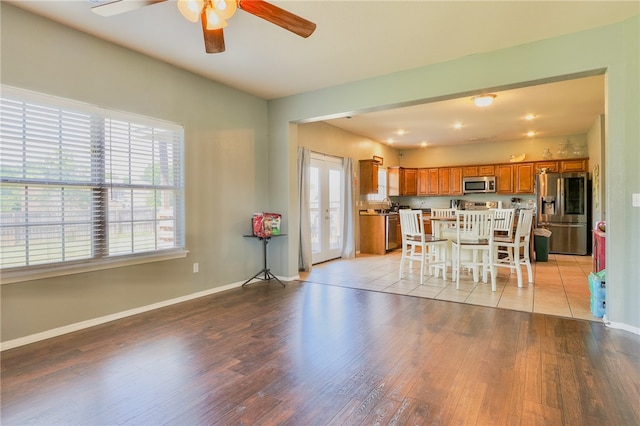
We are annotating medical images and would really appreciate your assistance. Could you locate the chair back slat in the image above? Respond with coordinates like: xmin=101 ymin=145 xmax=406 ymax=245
xmin=399 ymin=210 xmax=424 ymax=242
xmin=515 ymin=209 xmax=534 ymax=242
xmin=491 ymin=208 xmax=515 ymax=236
xmin=455 ymin=210 xmax=495 ymax=241
xmin=432 ymin=208 xmax=456 ymax=218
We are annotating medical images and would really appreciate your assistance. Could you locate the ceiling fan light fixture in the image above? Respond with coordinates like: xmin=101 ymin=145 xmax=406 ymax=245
xmin=178 ymin=0 xmax=204 ymax=22
xmin=213 ymin=0 xmax=237 ymax=20
xmin=205 ymin=6 xmax=228 ymax=29
xmin=472 ymin=94 xmax=496 ymax=107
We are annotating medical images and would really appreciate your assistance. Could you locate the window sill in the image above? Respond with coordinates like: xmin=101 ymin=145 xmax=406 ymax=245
xmin=0 ymin=250 xmax=189 ymax=285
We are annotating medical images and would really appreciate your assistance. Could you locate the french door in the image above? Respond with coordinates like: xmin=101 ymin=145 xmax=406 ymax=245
xmin=310 ymin=153 xmax=343 ymax=264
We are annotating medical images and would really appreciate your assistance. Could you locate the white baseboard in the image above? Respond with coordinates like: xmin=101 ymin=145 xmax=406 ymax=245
xmin=603 ymin=315 xmax=640 ymax=335
xmin=1 ymin=280 xmax=246 ymax=351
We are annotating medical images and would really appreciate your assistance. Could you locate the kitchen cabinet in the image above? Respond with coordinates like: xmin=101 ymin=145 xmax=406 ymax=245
xmin=535 ymin=161 xmax=559 ymax=173
xmin=423 ymin=217 xmax=432 ymax=235
xmin=417 ymin=169 xmax=429 ymax=195
xmin=514 ymin=162 xmax=535 ymax=193
xmin=359 ymin=159 xmax=378 ymax=194
xmin=403 ymin=168 xmax=418 ymax=195
xmin=388 ymin=167 xmax=417 ymax=196
xmin=560 ymin=158 xmax=588 ymax=172
xmin=438 ymin=168 xmax=451 ymax=194
xmin=462 ymin=165 xmax=495 ymax=177
xmin=450 ymin=167 xmax=462 ymax=195
xmin=359 ymin=215 xmax=386 ymax=255
xmin=427 ymin=168 xmax=439 ymax=195
xmin=496 ymin=164 xmax=514 ymax=194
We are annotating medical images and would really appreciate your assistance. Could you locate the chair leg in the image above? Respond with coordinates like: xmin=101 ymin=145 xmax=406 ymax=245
xmin=454 ymin=245 xmax=460 ymax=289
xmin=523 ymin=245 xmax=533 ymax=283
xmin=490 ymin=250 xmax=497 ymax=292
xmin=419 ymin=246 xmax=426 ymax=285
xmin=515 ymin=258 xmax=523 ymax=288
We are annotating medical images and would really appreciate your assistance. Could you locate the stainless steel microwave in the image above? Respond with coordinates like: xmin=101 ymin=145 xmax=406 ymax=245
xmin=462 ymin=176 xmax=496 ymax=194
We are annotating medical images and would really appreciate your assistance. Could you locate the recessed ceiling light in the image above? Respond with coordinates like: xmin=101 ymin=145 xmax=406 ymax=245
xmin=454 ymin=122 xmax=463 ymax=130
xmin=472 ymin=94 xmax=496 ymax=107
xmin=525 ymin=114 xmax=536 ymax=120
xmin=421 ymin=141 xmax=427 ymax=148
xmin=395 ymin=129 xmax=407 ymax=136
xmin=387 ymin=138 xmax=395 ymax=144
xmin=527 ymin=131 xmax=536 ymax=137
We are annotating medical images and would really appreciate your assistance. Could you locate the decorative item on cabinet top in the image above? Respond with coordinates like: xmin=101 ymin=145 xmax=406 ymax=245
xmin=373 ymin=155 xmax=383 ymax=165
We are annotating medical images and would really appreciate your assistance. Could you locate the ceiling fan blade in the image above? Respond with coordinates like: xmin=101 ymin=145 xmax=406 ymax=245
xmin=201 ymin=11 xmax=226 ymax=53
xmin=91 ymin=0 xmax=167 ymax=17
xmin=238 ymin=0 xmax=316 ymax=38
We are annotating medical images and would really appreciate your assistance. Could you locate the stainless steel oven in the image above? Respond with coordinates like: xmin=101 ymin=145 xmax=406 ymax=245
xmin=386 ymin=214 xmax=399 ymax=251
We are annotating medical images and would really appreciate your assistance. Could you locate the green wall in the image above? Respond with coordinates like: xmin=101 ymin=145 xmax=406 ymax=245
xmin=271 ymin=16 xmax=640 ymax=331
xmin=0 ymin=4 xmax=270 ymax=343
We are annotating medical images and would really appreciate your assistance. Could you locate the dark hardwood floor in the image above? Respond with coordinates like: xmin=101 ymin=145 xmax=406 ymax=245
xmin=2 ymin=280 xmax=639 ymax=425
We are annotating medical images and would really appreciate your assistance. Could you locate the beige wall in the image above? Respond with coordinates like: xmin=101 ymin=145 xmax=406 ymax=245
xmin=298 ymin=121 xmax=399 ymax=167
xmin=399 ymin=135 xmax=588 ymax=168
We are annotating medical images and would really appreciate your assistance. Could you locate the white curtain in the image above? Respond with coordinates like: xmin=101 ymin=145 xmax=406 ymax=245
xmin=341 ymin=157 xmax=356 ymax=258
xmin=297 ymin=147 xmax=312 ymax=271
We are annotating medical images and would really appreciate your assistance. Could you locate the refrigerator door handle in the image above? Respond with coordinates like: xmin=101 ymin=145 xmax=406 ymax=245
xmin=541 ymin=223 xmax=586 ymax=228
xmin=558 ymin=177 xmax=564 ymax=217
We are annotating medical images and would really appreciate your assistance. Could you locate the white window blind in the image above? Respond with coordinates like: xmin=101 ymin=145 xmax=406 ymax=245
xmin=0 ymin=86 xmax=184 ymax=271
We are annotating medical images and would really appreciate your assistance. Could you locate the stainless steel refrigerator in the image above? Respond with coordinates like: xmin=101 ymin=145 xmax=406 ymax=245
xmin=536 ymin=172 xmax=589 ymax=255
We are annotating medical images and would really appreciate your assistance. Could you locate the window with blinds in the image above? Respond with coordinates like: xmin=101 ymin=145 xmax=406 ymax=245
xmin=0 ymin=86 xmax=185 ymax=272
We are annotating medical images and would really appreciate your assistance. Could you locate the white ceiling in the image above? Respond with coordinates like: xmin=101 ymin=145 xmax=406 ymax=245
xmin=6 ymin=1 xmax=638 ymax=148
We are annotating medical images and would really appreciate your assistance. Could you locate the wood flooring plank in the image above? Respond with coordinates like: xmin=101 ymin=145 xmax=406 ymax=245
xmin=2 ymin=281 xmax=640 ymax=426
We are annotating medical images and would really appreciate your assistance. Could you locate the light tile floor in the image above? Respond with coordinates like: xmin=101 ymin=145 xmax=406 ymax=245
xmin=299 ymin=251 xmax=600 ymax=322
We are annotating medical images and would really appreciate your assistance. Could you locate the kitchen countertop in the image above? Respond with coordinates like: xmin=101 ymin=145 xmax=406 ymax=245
xmin=359 ymin=210 xmax=399 ymax=216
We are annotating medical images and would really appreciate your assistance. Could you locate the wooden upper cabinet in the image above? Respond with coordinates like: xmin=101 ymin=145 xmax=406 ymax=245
xmin=536 ymin=161 xmax=559 ymax=173
xmin=479 ymin=165 xmax=495 ymax=176
xmin=427 ymin=168 xmax=439 ymax=195
xmin=450 ymin=167 xmax=463 ymax=195
xmin=388 ymin=167 xmax=417 ymax=196
xmin=417 ymin=169 xmax=429 ymax=195
xmin=462 ymin=166 xmax=479 ymax=177
xmin=514 ymin=163 xmax=535 ymax=193
xmin=402 ymin=168 xmax=418 ymax=196
xmin=560 ymin=159 xmax=588 ymax=172
xmin=359 ymin=159 xmax=378 ymax=194
xmin=438 ymin=168 xmax=451 ymax=194
xmin=463 ymin=165 xmax=496 ymax=177
xmin=496 ymin=164 xmax=514 ymax=194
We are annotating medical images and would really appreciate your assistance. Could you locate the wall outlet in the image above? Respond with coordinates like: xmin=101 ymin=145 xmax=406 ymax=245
xmin=193 ymin=262 xmax=199 ymax=273
xmin=633 ymin=193 xmax=640 ymax=207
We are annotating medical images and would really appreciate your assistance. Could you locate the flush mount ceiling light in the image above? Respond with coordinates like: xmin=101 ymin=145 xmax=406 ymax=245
xmin=472 ymin=94 xmax=497 ymax=107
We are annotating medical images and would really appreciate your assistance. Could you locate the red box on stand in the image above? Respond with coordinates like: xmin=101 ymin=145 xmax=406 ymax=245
xmin=252 ymin=213 xmax=282 ymax=237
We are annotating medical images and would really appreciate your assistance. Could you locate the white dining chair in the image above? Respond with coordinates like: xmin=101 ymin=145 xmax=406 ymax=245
xmin=492 ymin=209 xmax=534 ymax=287
xmin=431 ymin=208 xmax=457 ymax=219
xmin=399 ymin=210 xmax=448 ymax=284
xmin=490 ymin=208 xmax=516 ymax=263
xmin=451 ymin=210 xmax=497 ymax=291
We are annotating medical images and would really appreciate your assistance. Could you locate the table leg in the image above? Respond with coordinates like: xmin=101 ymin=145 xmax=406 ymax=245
xmin=243 ymin=237 xmax=285 ymax=287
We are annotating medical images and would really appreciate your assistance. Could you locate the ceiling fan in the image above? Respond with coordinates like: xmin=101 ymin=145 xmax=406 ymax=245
xmin=91 ymin=0 xmax=317 ymax=54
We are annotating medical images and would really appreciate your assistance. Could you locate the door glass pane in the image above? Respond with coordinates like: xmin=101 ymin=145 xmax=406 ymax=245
xmin=310 ymin=166 xmax=320 ymax=253
xmin=564 ymin=177 xmax=585 ymax=215
xmin=329 ymin=168 xmax=341 ymax=250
